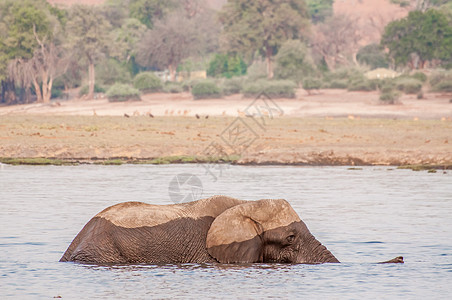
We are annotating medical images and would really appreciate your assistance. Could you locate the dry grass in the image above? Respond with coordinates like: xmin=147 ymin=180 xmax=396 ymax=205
xmin=1 ymin=115 xmax=451 ymax=166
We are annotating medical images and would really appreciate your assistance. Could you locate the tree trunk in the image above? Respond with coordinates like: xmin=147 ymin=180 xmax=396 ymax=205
xmin=87 ymin=61 xmax=95 ymax=100
xmin=265 ymin=46 xmax=274 ymax=79
xmin=32 ymin=78 xmax=43 ymax=103
xmin=42 ymin=70 xmax=51 ymax=103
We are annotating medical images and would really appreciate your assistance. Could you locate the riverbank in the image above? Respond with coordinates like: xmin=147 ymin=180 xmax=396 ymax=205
xmin=1 ymin=115 xmax=451 ymax=168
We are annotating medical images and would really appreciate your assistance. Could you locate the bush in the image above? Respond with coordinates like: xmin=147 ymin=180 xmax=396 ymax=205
xmin=79 ymin=84 xmax=106 ymax=97
xmin=432 ymin=81 xmax=452 ymax=92
xmin=242 ymin=80 xmax=297 ymax=98
xmin=411 ymin=72 xmax=427 ymax=83
xmin=395 ymin=78 xmax=422 ymax=94
xmin=325 ymin=79 xmax=348 ymax=89
xmin=221 ymin=77 xmax=243 ymax=95
xmin=207 ymin=53 xmax=247 ymax=78
xmin=163 ymin=82 xmax=183 ymax=93
xmin=106 ymin=84 xmax=141 ymax=102
xmin=379 ymin=91 xmax=400 ymax=104
xmin=133 ymin=72 xmax=162 ymax=93
xmin=247 ymin=60 xmax=267 ymax=81
xmin=274 ymin=39 xmax=316 ymax=84
xmin=347 ymin=79 xmax=377 ymax=91
xmin=191 ymin=80 xmax=222 ymax=99
xmin=356 ymin=43 xmax=389 ymax=69
xmin=96 ymin=58 xmax=132 ymax=86
xmin=303 ymin=78 xmax=322 ymax=91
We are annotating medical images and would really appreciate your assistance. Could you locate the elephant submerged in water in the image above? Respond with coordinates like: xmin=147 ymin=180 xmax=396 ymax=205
xmin=60 ymin=196 xmax=403 ymax=264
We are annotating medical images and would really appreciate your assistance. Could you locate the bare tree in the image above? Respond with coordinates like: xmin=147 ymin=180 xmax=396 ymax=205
xmin=311 ymin=15 xmax=362 ymax=70
xmin=8 ymin=25 xmax=68 ymax=103
xmin=136 ymin=9 xmax=216 ymax=81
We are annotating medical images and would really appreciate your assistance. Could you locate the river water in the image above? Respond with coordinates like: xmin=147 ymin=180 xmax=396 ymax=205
xmin=0 ymin=164 xmax=451 ymax=299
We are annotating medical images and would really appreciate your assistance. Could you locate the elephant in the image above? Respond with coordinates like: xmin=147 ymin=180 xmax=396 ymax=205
xmin=60 ymin=195 xmax=403 ymax=265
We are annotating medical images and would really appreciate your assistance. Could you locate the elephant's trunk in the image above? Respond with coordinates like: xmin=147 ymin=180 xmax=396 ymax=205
xmin=299 ymin=235 xmax=339 ymax=264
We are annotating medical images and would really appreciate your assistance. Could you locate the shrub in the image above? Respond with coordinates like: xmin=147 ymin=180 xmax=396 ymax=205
xmin=379 ymin=91 xmax=400 ymax=104
xmin=96 ymin=58 xmax=132 ymax=86
xmin=79 ymin=84 xmax=106 ymax=97
xmin=207 ymin=53 xmax=247 ymax=78
xmin=242 ymin=80 xmax=297 ymax=98
xmin=432 ymin=81 xmax=452 ymax=92
xmin=325 ymin=79 xmax=348 ymax=89
xmin=417 ymin=91 xmax=424 ymax=99
xmin=395 ymin=77 xmax=422 ymax=94
xmin=347 ymin=79 xmax=377 ymax=91
xmin=106 ymin=84 xmax=141 ymax=102
xmin=221 ymin=77 xmax=243 ymax=95
xmin=247 ymin=60 xmax=267 ymax=81
xmin=303 ymin=78 xmax=322 ymax=92
xmin=191 ymin=80 xmax=222 ymax=99
xmin=133 ymin=72 xmax=162 ymax=93
xmin=411 ymin=72 xmax=427 ymax=83
xmin=429 ymin=70 xmax=452 ymax=90
xmin=163 ymin=82 xmax=183 ymax=93
xmin=274 ymin=39 xmax=316 ymax=84
xmin=356 ymin=43 xmax=389 ymax=69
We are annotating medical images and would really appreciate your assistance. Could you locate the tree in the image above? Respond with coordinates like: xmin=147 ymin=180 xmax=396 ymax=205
xmin=0 ymin=0 xmax=65 ymax=104
xmin=305 ymin=0 xmax=333 ymax=23
xmin=274 ymin=39 xmax=315 ymax=84
xmin=356 ymin=44 xmax=389 ymax=69
xmin=381 ymin=9 xmax=452 ymax=69
xmin=66 ymin=5 xmax=112 ymax=99
xmin=129 ymin=0 xmax=177 ymax=28
xmin=207 ymin=53 xmax=247 ymax=78
xmin=136 ymin=9 xmax=217 ymax=81
xmin=9 ymin=27 xmax=68 ymax=103
xmin=218 ymin=0 xmax=310 ymax=79
xmin=311 ymin=15 xmax=362 ymax=70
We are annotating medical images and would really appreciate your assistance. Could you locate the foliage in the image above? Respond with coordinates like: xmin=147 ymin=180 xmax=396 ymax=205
xmin=219 ymin=0 xmax=310 ymax=78
xmin=347 ymin=79 xmax=377 ymax=92
xmin=311 ymin=15 xmax=362 ymax=70
xmin=411 ymin=72 xmax=428 ymax=82
xmin=66 ymin=5 xmax=112 ymax=99
xmin=429 ymin=70 xmax=452 ymax=91
xmin=321 ymin=67 xmax=368 ymax=89
xmin=303 ymin=78 xmax=322 ymax=92
xmin=163 ymin=82 xmax=183 ymax=93
xmin=207 ymin=54 xmax=247 ymax=78
xmin=356 ymin=44 xmax=389 ymax=69
xmin=306 ymin=0 xmax=333 ymax=23
xmin=274 ymin=40 xmax=316 ymax=84
xmin=380 ymin=91 xmax=400 ymax=104
xmin=129 ymin=0 xmax=176 ymax=29
xmin=242 ymin=80 xmax=297 ymax=98
xmin=395 ymin=77 xmax=423 ymax=94
xmin=79 ymin=84 xmax=106 ymax=97
xmin=191 ymin=80 xmax=222 ymax=99
xmin=106 ymin=83 xmax=140 ymax=102
xmin=381 ymin=9 xmax=452 ymax=68
xmin=221 ymin=77 xmax=243 ymax=95
xmin=136 ymin=11 xmax=201 ymax=81
xmin=109 ymin=18 xmax=147 ymax=64
xmin=246 ymin=60 xmax=268 ymax=81
xmin=133 ymin=72 xmax=162 ymax=92
xmin=96 ymin=58 xmax=132 ymax=86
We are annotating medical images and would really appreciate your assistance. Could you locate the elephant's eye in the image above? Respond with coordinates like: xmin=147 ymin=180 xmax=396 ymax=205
xmin=287 ymin=235 xmax=296 ymax=243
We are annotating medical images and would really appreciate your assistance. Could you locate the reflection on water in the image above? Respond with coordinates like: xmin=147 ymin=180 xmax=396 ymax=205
xmin=0 ymin=165 xmax=451 ymax=299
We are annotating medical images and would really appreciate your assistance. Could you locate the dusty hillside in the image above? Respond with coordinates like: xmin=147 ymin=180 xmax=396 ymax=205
xmin=333 ymin=0 xmax=409 ymax=45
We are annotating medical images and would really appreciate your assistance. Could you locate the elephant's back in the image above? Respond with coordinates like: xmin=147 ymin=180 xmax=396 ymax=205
xmin=95 ymin=201 xmax=185 ymax=229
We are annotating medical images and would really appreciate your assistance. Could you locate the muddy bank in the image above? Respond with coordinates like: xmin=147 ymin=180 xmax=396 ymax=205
xmin=1 ymin=115 xmax=451 ymax=167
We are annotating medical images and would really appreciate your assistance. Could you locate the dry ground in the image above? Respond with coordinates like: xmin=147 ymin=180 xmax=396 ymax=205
xmin=0 ymin=114 xmax=451 ymax=166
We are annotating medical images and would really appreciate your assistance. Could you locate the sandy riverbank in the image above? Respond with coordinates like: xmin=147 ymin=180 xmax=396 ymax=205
xmin=1 ymin=89 xmax=451 ymax=166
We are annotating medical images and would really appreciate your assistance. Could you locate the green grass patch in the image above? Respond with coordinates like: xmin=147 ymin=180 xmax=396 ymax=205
xmin=0 ymin=157 xmax=75 ymax=166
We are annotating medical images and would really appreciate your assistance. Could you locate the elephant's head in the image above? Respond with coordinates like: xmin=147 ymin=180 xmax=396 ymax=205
xmin=206 ymin=199 xmax=339 ymax=264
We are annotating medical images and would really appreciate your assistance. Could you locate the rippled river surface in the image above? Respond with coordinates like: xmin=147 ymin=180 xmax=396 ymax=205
xmin=0 ymin=164 xmax=451 ymax=299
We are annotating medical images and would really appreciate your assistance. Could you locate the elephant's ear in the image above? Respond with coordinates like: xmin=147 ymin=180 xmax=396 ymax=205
xmin=206 ymin=199 xmax=300 ymax=263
